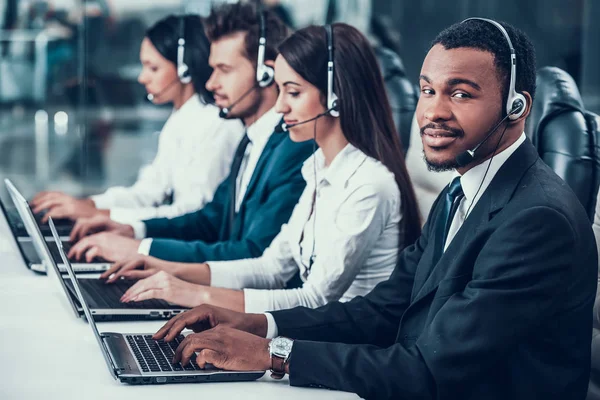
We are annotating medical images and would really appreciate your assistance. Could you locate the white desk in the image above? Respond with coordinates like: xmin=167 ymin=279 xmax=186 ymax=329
xmin=0 ymin=215 xmax=359 ymax=400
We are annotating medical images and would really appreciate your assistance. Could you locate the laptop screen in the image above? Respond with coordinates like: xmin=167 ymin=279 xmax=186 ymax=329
xmin=48 ymin=218 xmax=118 ymax=380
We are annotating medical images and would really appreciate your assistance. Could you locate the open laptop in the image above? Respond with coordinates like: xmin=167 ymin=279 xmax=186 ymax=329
xmin=51 ymin=219 xmax=265 ymax=385
xmin=0 ymin=192 xmax=74 ymax=238
xmin=47 ymin=218 xmax=189 ymax=321
xmin=4 ymin=179 xmax=110 ymax=273
xmin=0 ymin=197 xmax=46 ymax=273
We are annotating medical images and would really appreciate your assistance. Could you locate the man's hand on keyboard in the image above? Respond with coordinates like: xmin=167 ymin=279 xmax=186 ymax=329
xmin=70 ymin=215 xmax=134 ymax=242
xmin=173 ymin=325 xmax=271 ymax=372
xmin=31 ymin=192 xmax=101 ymax=222
xmin=67 ymin=232 xmax=140 ymax=262
xmin=153 ymin=304 xmax=269 ymax=341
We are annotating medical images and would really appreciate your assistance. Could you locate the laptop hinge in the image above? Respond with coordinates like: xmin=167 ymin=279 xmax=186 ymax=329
xmin=101 ymin=334 xmax=123 ymax=378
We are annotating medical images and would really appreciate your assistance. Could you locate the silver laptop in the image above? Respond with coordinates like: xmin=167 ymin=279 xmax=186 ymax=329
xmin=4 ymin=178 xmax=110 ymax=273
xmin=50 ymin=218 xmax=264 ymax=385
xmin=46 ymin=217 xmax=189 ymax=321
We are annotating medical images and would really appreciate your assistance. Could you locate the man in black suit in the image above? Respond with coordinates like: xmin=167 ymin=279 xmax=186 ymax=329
xmin=151 ymin=20 xmax=598 ymax=399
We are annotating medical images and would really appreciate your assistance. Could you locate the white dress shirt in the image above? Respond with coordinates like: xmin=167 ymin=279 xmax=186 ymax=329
xmin=266 ymin=132 xmax=527 ymax=338
xmin=135 ymin=108 xmax=281 ymax=253
xmin=91 ymin=94 xmax=244 ymax=224
xmin=444 ymin=133 xmax=526 ymax=250
xmin=209 ymin=143 xmax=402 ymax=313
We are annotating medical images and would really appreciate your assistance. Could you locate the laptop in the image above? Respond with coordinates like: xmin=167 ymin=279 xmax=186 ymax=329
xmin=4 ymin=179 xmax=110 ymax=273
xmin=47 ymin=218 xmax=189 ymax=321
xmin=0 ymin=194 xmax=74 ymax=238
xmin=50 ymin=219 xmax=265 ymax=385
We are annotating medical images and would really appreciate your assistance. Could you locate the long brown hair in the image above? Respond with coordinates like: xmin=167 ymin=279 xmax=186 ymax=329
xmin=278 ymin=23 xmax=421 ymax=248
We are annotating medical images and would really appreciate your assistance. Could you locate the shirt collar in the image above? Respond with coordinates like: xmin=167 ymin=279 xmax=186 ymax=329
xmin=246 ymin=107 xmax=281 ymax=144
xmin=176 ymin=93 xmax=201 ymax=115
xmin=459 ymin=132 xmax=526 ymax=209
xmin=302 ymin=143 xmax=368 ymax=188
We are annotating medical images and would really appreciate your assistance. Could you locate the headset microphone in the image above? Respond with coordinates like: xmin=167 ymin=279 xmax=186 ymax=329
xmin=275 ymin=107 xmax=335 ymax=133
xmin=218 ymin=83 xmax=260 ymax=118
xmin=146 ymin=77 xmax=182 ymax=102
xmin=455 ymin=99 xmax=524 ymax=167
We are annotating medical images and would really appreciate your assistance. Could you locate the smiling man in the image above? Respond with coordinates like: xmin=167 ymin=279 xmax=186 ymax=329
xmin=150 ymin=19 xmax=597 ymax=400
xmin=66 ymin=3 xmax=315 ymax=264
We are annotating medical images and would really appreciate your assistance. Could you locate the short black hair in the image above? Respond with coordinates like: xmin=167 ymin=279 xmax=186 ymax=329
xmin=431 ymin=19 xmax=536 ymax=109
xmin=204 ymin=2 xmax=289 ymax=65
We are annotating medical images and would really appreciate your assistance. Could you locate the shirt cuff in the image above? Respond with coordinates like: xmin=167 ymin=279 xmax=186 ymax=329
xmin=243 ymin=288 xmax=273 ymax=314
xmin=109 ymin=208 xmax=140 ymax=225
xmin=264 ymin=312 xmax=279 ymax=339
xmin=138 ymin=238 xmax=153 ymax=256
xmin=89 ymin=194 xmax=109 ymax=209
xmin=130 ymin=221 xmax=147 ymax=239
xmin=207 ymin=260 xmax=239 ymax=289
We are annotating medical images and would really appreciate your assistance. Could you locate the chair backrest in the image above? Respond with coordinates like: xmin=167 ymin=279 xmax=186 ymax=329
xmin=373 ymin=46 xmax=418 ymax=154
xmin=525 ymin=66 xmax=600 ymax=220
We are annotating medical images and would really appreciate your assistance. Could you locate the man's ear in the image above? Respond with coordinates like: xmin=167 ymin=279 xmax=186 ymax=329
xmin=264 ymin=59 xmax=275 ymax=68
xmin=515 ymin=91 xmax=533 ymax=122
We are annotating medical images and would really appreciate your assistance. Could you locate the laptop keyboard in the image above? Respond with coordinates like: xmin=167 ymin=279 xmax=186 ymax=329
xmin=78 ymin=278 xmax=170 ymax=309
xmin=126 ymin=334 xmax=201 ymax=373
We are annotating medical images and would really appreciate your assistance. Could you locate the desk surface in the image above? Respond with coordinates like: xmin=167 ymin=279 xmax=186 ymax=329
xmin=0 ymin=215 xmax=359 ymax=400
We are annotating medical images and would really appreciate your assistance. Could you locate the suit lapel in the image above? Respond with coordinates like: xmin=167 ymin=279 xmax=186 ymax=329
xmin=411 ymin=140 xmax=540 ymax=304
xmin=238 ymin=132 xmax=285 ymax=208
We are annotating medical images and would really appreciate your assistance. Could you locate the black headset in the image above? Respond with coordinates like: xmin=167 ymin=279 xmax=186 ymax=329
xmin=256 ymin=11 xmax=274 ymax=87
xmin=325 ymin=24 xmax=340 ymax=117
xmin=177 ymin=16 xmax=192 ymax=84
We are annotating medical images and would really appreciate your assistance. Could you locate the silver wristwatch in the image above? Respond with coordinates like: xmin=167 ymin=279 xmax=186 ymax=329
xmin=268 ymin=336 xmax=294 ymax=379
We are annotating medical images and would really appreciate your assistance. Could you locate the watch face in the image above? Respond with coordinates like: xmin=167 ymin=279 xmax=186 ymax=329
xmin=270 ymin=337 xmax=293 ymax=358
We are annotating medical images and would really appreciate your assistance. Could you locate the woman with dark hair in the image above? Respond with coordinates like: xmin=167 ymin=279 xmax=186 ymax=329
xmin=102 ymin=23 xmax=420 ymax=313
xmin=32 ymin=15 xmax=244 ymax=224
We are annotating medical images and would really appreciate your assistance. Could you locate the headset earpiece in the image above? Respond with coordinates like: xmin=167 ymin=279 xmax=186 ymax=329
xmin=508 ymin=94 xmax=526 ymax=120
xmin=256 ymin=11 xmax=274 ymax=88
xmin=325 ymin=24 xmax=340 ymax=118
xmin=257 ymin=64 xmax=274 ymax=88
xmin=177 ymin=19 xmax=191 ymax=84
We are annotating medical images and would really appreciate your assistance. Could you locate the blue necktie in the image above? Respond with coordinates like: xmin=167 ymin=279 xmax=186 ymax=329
xmin=435 ymin=177 xmax=464 ymax=261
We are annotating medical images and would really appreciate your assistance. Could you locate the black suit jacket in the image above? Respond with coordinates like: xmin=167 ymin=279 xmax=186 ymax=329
xmin=142 ymin=131 xmax=314 ymax=262
xmin=271 ymin=140 xmax=598 ymax=399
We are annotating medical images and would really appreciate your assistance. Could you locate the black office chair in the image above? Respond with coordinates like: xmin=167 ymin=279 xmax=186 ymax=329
xmin=374 ymin=46 xmax=418 ymax=154
xmin=525 ymin=66 xmax=600 ymax=220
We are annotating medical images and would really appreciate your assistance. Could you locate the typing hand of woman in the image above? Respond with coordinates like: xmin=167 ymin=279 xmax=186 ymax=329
xmin=120 ymin=271 xmax=207 ymax=308
xmin=101 ymin=255 xmax=174 ymax=283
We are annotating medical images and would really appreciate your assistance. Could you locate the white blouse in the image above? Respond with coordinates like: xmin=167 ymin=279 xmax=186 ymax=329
xmin=91 ymin=95 xmax=244 ymax=224
xmin=209 ymin=143 xmax=402 ymax=313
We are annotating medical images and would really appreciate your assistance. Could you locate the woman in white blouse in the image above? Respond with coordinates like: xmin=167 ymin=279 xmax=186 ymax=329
xmin=101 ymin=23 xmax=421 ymax=313
xmin=31 ymin=15 xmax=244 ymax=224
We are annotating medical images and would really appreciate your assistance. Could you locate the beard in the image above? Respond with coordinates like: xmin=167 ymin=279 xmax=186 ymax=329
xmin=423 ymin=152 xmax=459 ymax=172
xmin=420 ymin=122 xmax=465 ymax=172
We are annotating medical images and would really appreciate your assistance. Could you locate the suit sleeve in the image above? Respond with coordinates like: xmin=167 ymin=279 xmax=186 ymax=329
xmin=284 ymin=207 xmax=584 ymax=399
xmin=144 ymin=140 xmax=311 ymax=263
xmin=141 ymin=176 xmax=229 ymax=243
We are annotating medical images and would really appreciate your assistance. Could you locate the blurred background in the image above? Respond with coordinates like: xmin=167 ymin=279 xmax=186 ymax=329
xmin=0 ymin=0 xmax=598 ymax=200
